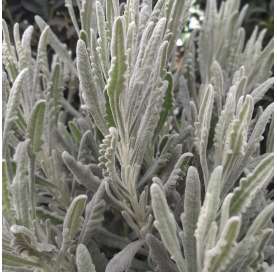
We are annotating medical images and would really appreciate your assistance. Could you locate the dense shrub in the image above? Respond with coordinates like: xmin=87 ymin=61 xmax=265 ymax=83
xmin=2 ymin=0 xmax=274 ymax=271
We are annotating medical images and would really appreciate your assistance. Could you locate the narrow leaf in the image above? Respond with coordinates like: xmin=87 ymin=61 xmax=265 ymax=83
xmin=3 ymin=68 xmax=28 ymax=156
xmin=27 ymin=100 xmax=46 ymax=154
xmin=63 ymin=194 xmax=87 ymax=240
xmin=151 ymin=182 xmax=186 ymax=272
xmin=76 ymin=39 xmax=107 ymax=135
xmin=181 ymin=166 xmax=201 ymax=272
xmin=105 ymin=240 xmax=144 ymax=272
xmin=203 ymin=216 xmax=241 ymax=272
xmin=76 ymin=244 xmax=96 ymax=272
xmin=63 ymin=151 xmax=101 ymax=192
xmin=106 ymin=16 xmax=128 ymax=137
xmin=195 ymin=166 xmax=223 ymax=269
xmin=230 ymin=153 xmax=273 ymax=215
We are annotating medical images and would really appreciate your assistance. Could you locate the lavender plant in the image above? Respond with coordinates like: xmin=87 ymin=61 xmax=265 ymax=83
xmin=2 ymin=0 xmax=274 ymax=271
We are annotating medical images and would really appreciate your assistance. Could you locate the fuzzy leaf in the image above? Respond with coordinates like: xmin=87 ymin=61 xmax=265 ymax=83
xmin=76 ymin=39 xmax=107 ymax=135
xmin=246 ymin=202 xmax=273 ymax=238
xmin=63 ymin=194 xmax=87 ymax=241
xmin=35 ymin=15 xmax=77 ymax=75
xmin=146 ymin=234 xmax=178 ymax=272
xmin=63 ymin=151 xmax=101 ymax=192
xmin=203 ymin=216 xmax=241 ymax=272
xmin=230 ymin=153 xmax=273 ymax=215
xmin=10 ymin=224 xmax=56 ymax=254
xmin=247 ymin=103 xmax=273 ymax=151
xmin=96 ymin=0 xmax=109 ymax=73
xmin=105 ymin=240 xmax=144 ymax=272
xmin=266 ymin=115 xmax=274 ymax=153
xmin=68 ymin=121 xmax=82 ymax=144
xmin=155 ymin=72 xmax=174 ymax=135
xmin=3 ymin=252 xmax=40 ymax=268
xmin=195 ymin=84 xmax=214 ymax=186
xmin=151 ymin=182 xmax=186 ymax=272
xmin=106 ymin=16 xmax=127 ymax=136
xmin=181 ymin=166 xmax=201 ymax=272
xmin=3 ymin=68 xmax=28 ymax=155
xmin=219 ymin=193 xmax=233 ymax=236
xmin=2 ymin=160 xmax=13 ymax=223
xmin=26 ymin=100 xmax=46 ymax=219
xmin=80 ymin=0 xmax=96 ymax=37
xmin=76 ymin=244 xmax=96 ymax=272
xmin=45 ymin=63 xmax=62 ymax=152
xmin=27 ymin=100 xmax=46 ymax=154
xmin=104 ymin=89 xmax=116 ymax=128
xmin=79 ymin=182 xmax=106 ymax=243
xmin=251 ymin=77 xmax=273 ymax=104
xmin=11 ymin=140 xmax=31 ymax=228
xmin=32 ymin=25 xmax=49 ymax=92
xmin=133 ymin=80 xmax=168 ymax=165
xmin=213 ymin=85 xmax=237 ymax=165
xmin=195 ymin=166 xmax=223 ymax=269
xmin=222 ymin=95 xmax=254 ymax=193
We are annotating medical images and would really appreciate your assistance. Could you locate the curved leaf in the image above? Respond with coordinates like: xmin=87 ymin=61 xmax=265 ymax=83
xmin=105 ymin=240 xmax=144 ymax=272
xmin=76 ymin=244 xmax=96 ymax=272
xmin=27 ymin=100 xmax=46 ymax=154
xmin=63 ymin=194 xmax=87 ymax=241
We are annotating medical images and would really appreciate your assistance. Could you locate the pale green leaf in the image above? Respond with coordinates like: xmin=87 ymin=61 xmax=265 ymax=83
xmin=3 ymin=68 xmax=28 ymax=156
xmin=151 ymin=182 xmax=186 ymax=272
xmin=27 ymin=100 xmax=46 ymax=154
xmin=76 ymin=39 xmax=107 ymax=135
xmin=106 ymin=16 xmax=128 ymax=138
xmin=63 ymin=194 xmax=87 ymax=240
xmin=203 ymin=216 xmax=241 ymax=272
xmin=76 ymin=244 xmax=96 ymax=272
xmin=230 ymin=153 xmax=273 ymax=215
xmin=181 ymin=166 xmax=201 ymax=272
xmin=195 ymin=166 xmax=223 ymax=269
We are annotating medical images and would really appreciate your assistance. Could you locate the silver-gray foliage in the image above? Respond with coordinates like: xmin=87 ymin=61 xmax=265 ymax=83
xmin=2 ymin=0 xmax=273 ymax=271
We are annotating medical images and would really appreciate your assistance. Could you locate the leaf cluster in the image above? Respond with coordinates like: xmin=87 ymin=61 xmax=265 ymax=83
xmin=2 ymin=0 xmax=274 ymax=271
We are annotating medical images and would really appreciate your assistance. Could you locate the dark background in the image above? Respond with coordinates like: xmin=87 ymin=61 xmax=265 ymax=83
xmin=3 ymin=0 xmax=274 ymax=51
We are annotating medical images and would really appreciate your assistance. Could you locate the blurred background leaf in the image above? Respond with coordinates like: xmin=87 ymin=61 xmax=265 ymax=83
xmin=3 ymin=0 xmax=273 ymax=48
xmin=21 ymin=0 xmax=49 ymax=20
